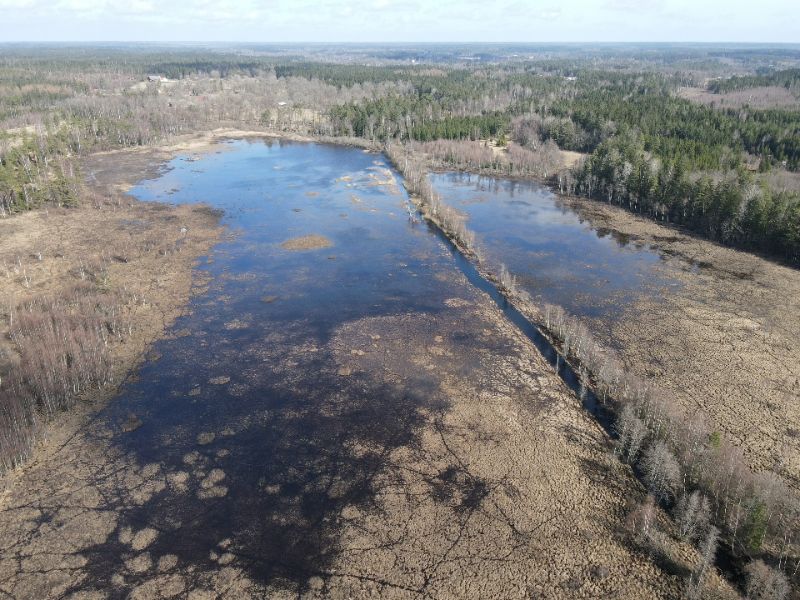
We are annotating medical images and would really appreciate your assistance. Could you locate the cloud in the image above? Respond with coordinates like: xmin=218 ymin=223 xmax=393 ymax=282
xmin=0 ymin=0 xmax=797 ymax=42
xmin=603 ymin=0 xmax=666 ymax=11
xmin=127 ymin=0 xmax=157 ymax=13
xmin=502 ymin=1 xmax=561 ymax=20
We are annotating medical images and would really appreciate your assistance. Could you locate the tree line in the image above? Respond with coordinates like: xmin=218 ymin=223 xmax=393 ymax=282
xmin=2 ymin=51 xmax=799 ymax=264
xmin=708 ymin=69 xmax=800 ymax=94
xmin=387 ymin=137 xmax=800 ymax=595
xmin=534 ymin=83 xmax=800 ymax=170
xmin=570 ymin=134 xmax=800 ymax=263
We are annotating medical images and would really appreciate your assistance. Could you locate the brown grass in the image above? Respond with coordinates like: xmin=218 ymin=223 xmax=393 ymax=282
xmin=386 ymin=144 xmax=800 ymax=590
xmin=678 ymin=86 xmax=800 ymax=110
xmin=0 ymin=177 xmax=221 ymax=471
xmin=558 ymin=195 xmax=800 ymax=482
xmin=0 ymin=258 xmax=732 ymax=599
xmin=0 ymin=138 xmax=752 ymax=598
xmin=280 ymin=234 xmax=333 ymax=251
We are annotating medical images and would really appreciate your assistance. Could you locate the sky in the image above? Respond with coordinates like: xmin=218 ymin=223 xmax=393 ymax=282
xmin=0 ymin=0 xmax=797 ymax=43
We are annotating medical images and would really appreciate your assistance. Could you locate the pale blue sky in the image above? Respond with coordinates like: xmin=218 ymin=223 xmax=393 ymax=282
xmin=0 ymin=0 xmax=796 ymax=43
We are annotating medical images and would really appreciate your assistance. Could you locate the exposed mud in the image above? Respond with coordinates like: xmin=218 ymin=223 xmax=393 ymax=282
xmin=280 ymin=235 xmax=333 ymax=251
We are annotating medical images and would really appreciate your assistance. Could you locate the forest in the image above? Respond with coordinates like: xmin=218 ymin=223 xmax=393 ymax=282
xmin=5 ymin=45 xmax=795 ymax=259
xmin=708 ymin=68 xmax=800 ymax=94
xmin=2 ymin=43 xmax=800 ymax=598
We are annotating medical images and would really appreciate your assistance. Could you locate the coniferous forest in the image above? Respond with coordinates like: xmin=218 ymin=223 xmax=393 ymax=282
xmin=2 ymin=45 xmax=799 ymax=262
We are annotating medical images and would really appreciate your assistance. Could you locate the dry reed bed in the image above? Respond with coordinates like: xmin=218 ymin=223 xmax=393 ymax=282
xmin=0 ymin=139 xmax=699 ymax=599
xmin=386 ymin=141 xmax=798 ymax=596
xmin=0 ymin=272 xmax=697 ymax=599
xmin=0 ymin=186 xmax=221 ymax=472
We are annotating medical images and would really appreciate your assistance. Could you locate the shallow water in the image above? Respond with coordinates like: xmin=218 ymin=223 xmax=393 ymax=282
xmin=87 ymin=139 xmax=482 ymax=589
xmin=430 ymin=172 xmax=683 ymax=319
xmin=74 ymin=141 xmax=620 ymax=593
xmin=134 ymin=140 xmax=458 ymax=334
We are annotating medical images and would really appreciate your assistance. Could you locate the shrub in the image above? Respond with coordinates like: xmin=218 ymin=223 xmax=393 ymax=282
xmin=641 ymin=440 xmax=682 ymax=504
xmin=744 ymin=560 xmax=789 ymax=600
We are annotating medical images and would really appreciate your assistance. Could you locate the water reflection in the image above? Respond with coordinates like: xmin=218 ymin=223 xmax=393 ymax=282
xmin=74 ymin=140 xmax=480 ymax=593
xmin=430 ymin=171 xmax=682 ymax=319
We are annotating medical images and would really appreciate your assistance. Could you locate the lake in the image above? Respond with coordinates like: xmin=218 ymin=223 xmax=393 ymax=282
xmin=85 ymin=139 xmax=505 ymax=589
xmin=430 ymin=171 xmax=683 ymax=319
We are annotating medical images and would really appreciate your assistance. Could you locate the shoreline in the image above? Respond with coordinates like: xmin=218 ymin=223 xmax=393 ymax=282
xmin=437 ymin=161 xmax=800 ymax=272
xmin=385 ymin=141 xmax=800 ymax=591
xmin=0 ymin=136 xmax=703 ymax=598
xmin=1 ymin=127 xmax=373 ymax=479
xmin=9 ymin=129 xmax=798 ymax=481
xmin=2 ymin=130 xmax=794 ymax=593
xmin=0 ymin=154 xmax=225 ymax=479
xmin=396 ymin=146 xmax=800 ymax=477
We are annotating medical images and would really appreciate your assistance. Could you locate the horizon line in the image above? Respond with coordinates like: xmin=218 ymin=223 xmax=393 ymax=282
xmin=2 ymin=40 xmax=800 ymax=46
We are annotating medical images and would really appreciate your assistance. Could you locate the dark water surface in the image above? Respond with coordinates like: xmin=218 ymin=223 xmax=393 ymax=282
xmin=85 ymin=140 xmax=479 ymax=591
xmin=430 ymin=172 xmax=683 ymax=319
xmin=78 ymin=141 xmax=636 ymax=595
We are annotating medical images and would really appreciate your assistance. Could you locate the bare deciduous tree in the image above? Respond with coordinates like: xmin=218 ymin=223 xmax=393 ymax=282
xmin=616 ymin=403 xmax=648 ymax=464
xmin=685 ymin=525 xmax=719 ymax=599
xmin=745 ymin=560 xmax=789 ymax=600
xmin=641 ymin=440 xmax=682 ymax=504
xmin=674 ymin=490 xmax=712 ymax=544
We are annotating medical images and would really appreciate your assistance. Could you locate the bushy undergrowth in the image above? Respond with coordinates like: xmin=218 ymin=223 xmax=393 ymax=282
xmin=0 ymin=282 xmax=133 ymax=471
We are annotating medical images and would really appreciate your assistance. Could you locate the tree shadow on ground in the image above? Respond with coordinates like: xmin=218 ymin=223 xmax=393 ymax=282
xmin=566 ymin=423 xmax=693 ymax=584
xmin=54 ymin=309 xmax=500 ymax=597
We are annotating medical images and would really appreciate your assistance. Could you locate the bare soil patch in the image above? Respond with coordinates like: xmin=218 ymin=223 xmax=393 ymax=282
xmin=559 ymin=149 xmax=586 ymax=169
xmin=280 ymin=234 xmax=333 ymax=251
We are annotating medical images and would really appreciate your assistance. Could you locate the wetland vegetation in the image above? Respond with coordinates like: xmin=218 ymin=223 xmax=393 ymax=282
xmin=1 ymin=42 xmax=800 ymax=598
